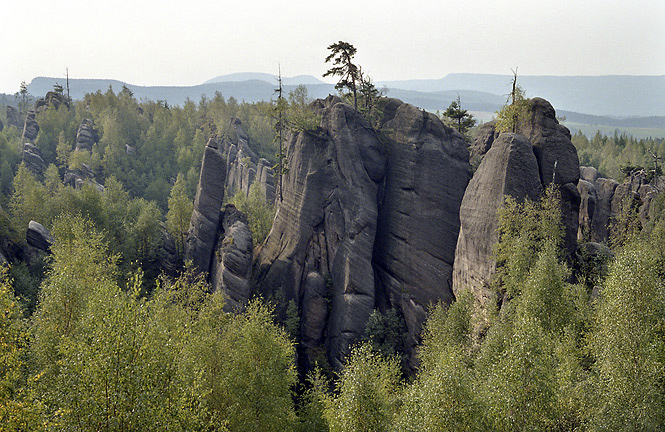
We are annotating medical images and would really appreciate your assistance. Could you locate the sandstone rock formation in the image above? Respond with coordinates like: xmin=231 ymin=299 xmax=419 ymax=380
xmin=373 ymin=99 xmax=470 ymax=367
xmin=22 ymin=111 xmax=39 ymax=142
xmin=252 ymin=96 xmax=471 ymax=370
xmin=22 ymin=143 xmax=47 ymax=177
xmin=578 ymin=167 xmax=663 ymax=243
xmin=453 ymin=133 xmax=543 ymax=307
xmin=254 ymin=96 xmax=386 ymax=369
xmin=185 ymin=138 xmax=227 ymax=275
xmin=26 ymin=221 xmax=54 ymax=252
xmin=6 ymin=106 xmax=22 ymax=130
xmin=210 ymin=205 xmax=253 ymax=312
xmin=222 ymin=118 xmax=276 ymax=203
xmin=75 ymin=118 xmax=98 ymax=152
xmin=453 ymin=98 xmax=580 ymax=306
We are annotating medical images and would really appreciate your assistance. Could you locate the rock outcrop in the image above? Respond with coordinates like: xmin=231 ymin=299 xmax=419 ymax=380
xmin=6 ymin=106 xmax=23 ymax=130
xmin=578 ymin=167 xmax=663 ymax=242
xmin=22 ymin=143 xmax=47 ymax=177
xmin=373 ymin=99 xmax=470 ymax=367
xmin=75 ymin=118 xmax=98 ymax=152
xmin=185 ymin=138 xmax=227 ymax=275
xmin=453 ymin=98 xmax=580 ymax=306
xmin=453 ymin=133 xmax=543 ymax=306
xmin=210 ymin=205 xmax=253 ymax=312
xmin=222 ymin=118 xmax=276 ymax=203
xmin=253 ymin=96 xmax=471 ymax=370
xmin=26 ymin=221 xmax=54 ymax=252
xmin=254 ymin=96 xmax=387 ymax=368
xmin=22 ymin=111 xmax=39 ymax=142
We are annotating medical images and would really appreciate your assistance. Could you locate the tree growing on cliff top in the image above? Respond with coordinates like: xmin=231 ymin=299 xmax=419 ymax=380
xmin=442 ymin=94 xmax=476 ymax=139
xmin=323 ymin=41 xmax=361 ymax=110
xmin=495 ymin=69 xmax=531 ymax=134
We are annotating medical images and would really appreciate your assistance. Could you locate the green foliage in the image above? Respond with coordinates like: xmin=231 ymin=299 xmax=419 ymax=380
xmin=494 ymin=186 xmax=564 ymax=298
xmin=228 ymin=182 xmax=275 ymax=247
xmin=572 ymin=129 xmax=665 ymax=180
xmin=323 ymin=41 xmax=361 ymax=110
xmin=587 ymin=238 xmax=665 ymax=430
xmin=495 ymin=72 xmax=531 ymax=134
xmin=0 ymin=267 xmax=38 ymax=431
xmin=316 ymin=343 xmax=401 ymax=432
xmin=609 ymin=191 xmax=642 ymax=249
xmin=166 ymin=173 xmax=193 ymax=259
xmin=363 ymin=308 xmax=405 ymax=358
xmin=442 ymin=95 xmax=476 ymax=139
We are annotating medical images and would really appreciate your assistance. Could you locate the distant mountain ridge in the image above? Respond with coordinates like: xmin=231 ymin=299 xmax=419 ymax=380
xmin=20 ymin=73 xmax=665 ymax=125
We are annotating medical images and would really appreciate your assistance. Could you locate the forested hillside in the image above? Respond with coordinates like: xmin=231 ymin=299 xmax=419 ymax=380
xmin=1 ymin=70 xmax=665 ymax=431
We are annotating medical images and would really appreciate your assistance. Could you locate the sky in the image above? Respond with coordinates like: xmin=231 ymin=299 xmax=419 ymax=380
xmin=2 ymin=0 xmax=664 ymax=94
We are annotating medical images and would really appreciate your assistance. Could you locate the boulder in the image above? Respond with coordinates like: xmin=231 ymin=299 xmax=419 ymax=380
xmin=373 ymin=99 xmax=470 ymax=367
xmin=210 ymin=205 xmax=253 ymax=312
xmin=26 ymin=221 xmax=53 ymax=252
xmin=185 ymin=138 xmax=227 ymax=275
xmin=453 ymin=133 xmax=543 ymax=308
xmin=580 ymin=166 xmax=600 ymax=183
xmin=254 ymin=95 xmax=386 ymax=368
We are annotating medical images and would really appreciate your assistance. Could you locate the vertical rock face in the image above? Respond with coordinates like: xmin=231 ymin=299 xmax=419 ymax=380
xmin=254 ymin=96 xmax=387 ymax=369
xmin=577 ymin=167 xmax=663 ymax=243
xmin=210 ymin=205 xmax=253 ymax=312
xmin=6 ymin=106 xmax=23 ymax=130
xmin=222 ymin=118 xmax=276 ymax=203
xmin=373 ymin=99 xmax=470 ymax=366
xmin=185 ymin=138 xmax=227 ymax=275
xmin=22 ymin=143 xmax=47 ymax=178
xmin=22 ymin=111 xmax=39 ymax=142
xmin=253 ymin=96 xmax=472 ymax=370
xmin=75 ymin=118 xmax=98 ymax=152
xmin=453 ymin=98 xmax=581 ymax=308
xmin=453 ymin=133 xmax=543 ymax=306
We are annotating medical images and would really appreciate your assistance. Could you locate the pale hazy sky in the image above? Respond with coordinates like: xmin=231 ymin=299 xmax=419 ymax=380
xmin=2 ymin=0 xmax=664 ymax=94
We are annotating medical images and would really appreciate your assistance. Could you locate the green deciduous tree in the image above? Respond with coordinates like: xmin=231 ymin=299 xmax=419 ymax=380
xmin=316 ymin=343 xmax=400 ymax=432
xmin=166 ymin=173 xmax=193 ymax=259
xmin=495 ymin=70 xmax=531 ymax=134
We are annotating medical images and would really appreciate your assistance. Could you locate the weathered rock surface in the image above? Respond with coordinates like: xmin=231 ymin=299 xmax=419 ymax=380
xmin=63 ymin=163 xmax=103 ymax=191
xmin=26 ymin=221 xmax=53 ymax=252
xmin=254 ymin=95 xmax=387 ymax=369
xmin=185 ymin=138 xmax=227 ymax=275
xmin=22 ymin=143 xmax=47 ymax=177
xmin=35 ymin=91 xmax=68 ymax=112
xmin=453 ymin=133 xmax=543 ymax=306
xmin=373 ymin=99 xmax=470 ymax=367
xmin=469 ymin=120 xmax=498 ymax=162
xmin=22 ymin=111 xmax=39 ymax=142
xmin=210 ymin=205 xmax=253 ymax=312
xmin=576 ymin=167 xmax=664 ymax=243
xmin=75 ymin=118 xmax=98 ymax=152
xmin=222 ymin=118 xmax=276 ymax=203
xmin=6 ymin=106 xmax=23 ymax=130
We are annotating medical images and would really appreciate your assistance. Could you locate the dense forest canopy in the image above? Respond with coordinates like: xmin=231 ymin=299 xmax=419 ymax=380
xmin=1 ymin=76 xmax=665 ymax=430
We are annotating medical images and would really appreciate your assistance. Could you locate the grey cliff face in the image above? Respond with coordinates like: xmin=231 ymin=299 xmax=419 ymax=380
xmin=254 ymin=95 xmax=387 ymax=369
xmin=373 ymin=99 xmax=470 ymax=368
xmin=185 ymin=138 xmax=227 ymax=275
xmin=253 ymin=96 xmax=470 ymax=370
xmin=22 ymin=111 xmax=39 ymax=143
xmin=453 ymin=98 xmax=581 ymax=308
xmin=453 ymin=133 xmax=543 ymax=307
xmin=210 ymin=205 xmax=253 ymax=312
xmin=75 ymin=118 xmax=98 ymax=152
